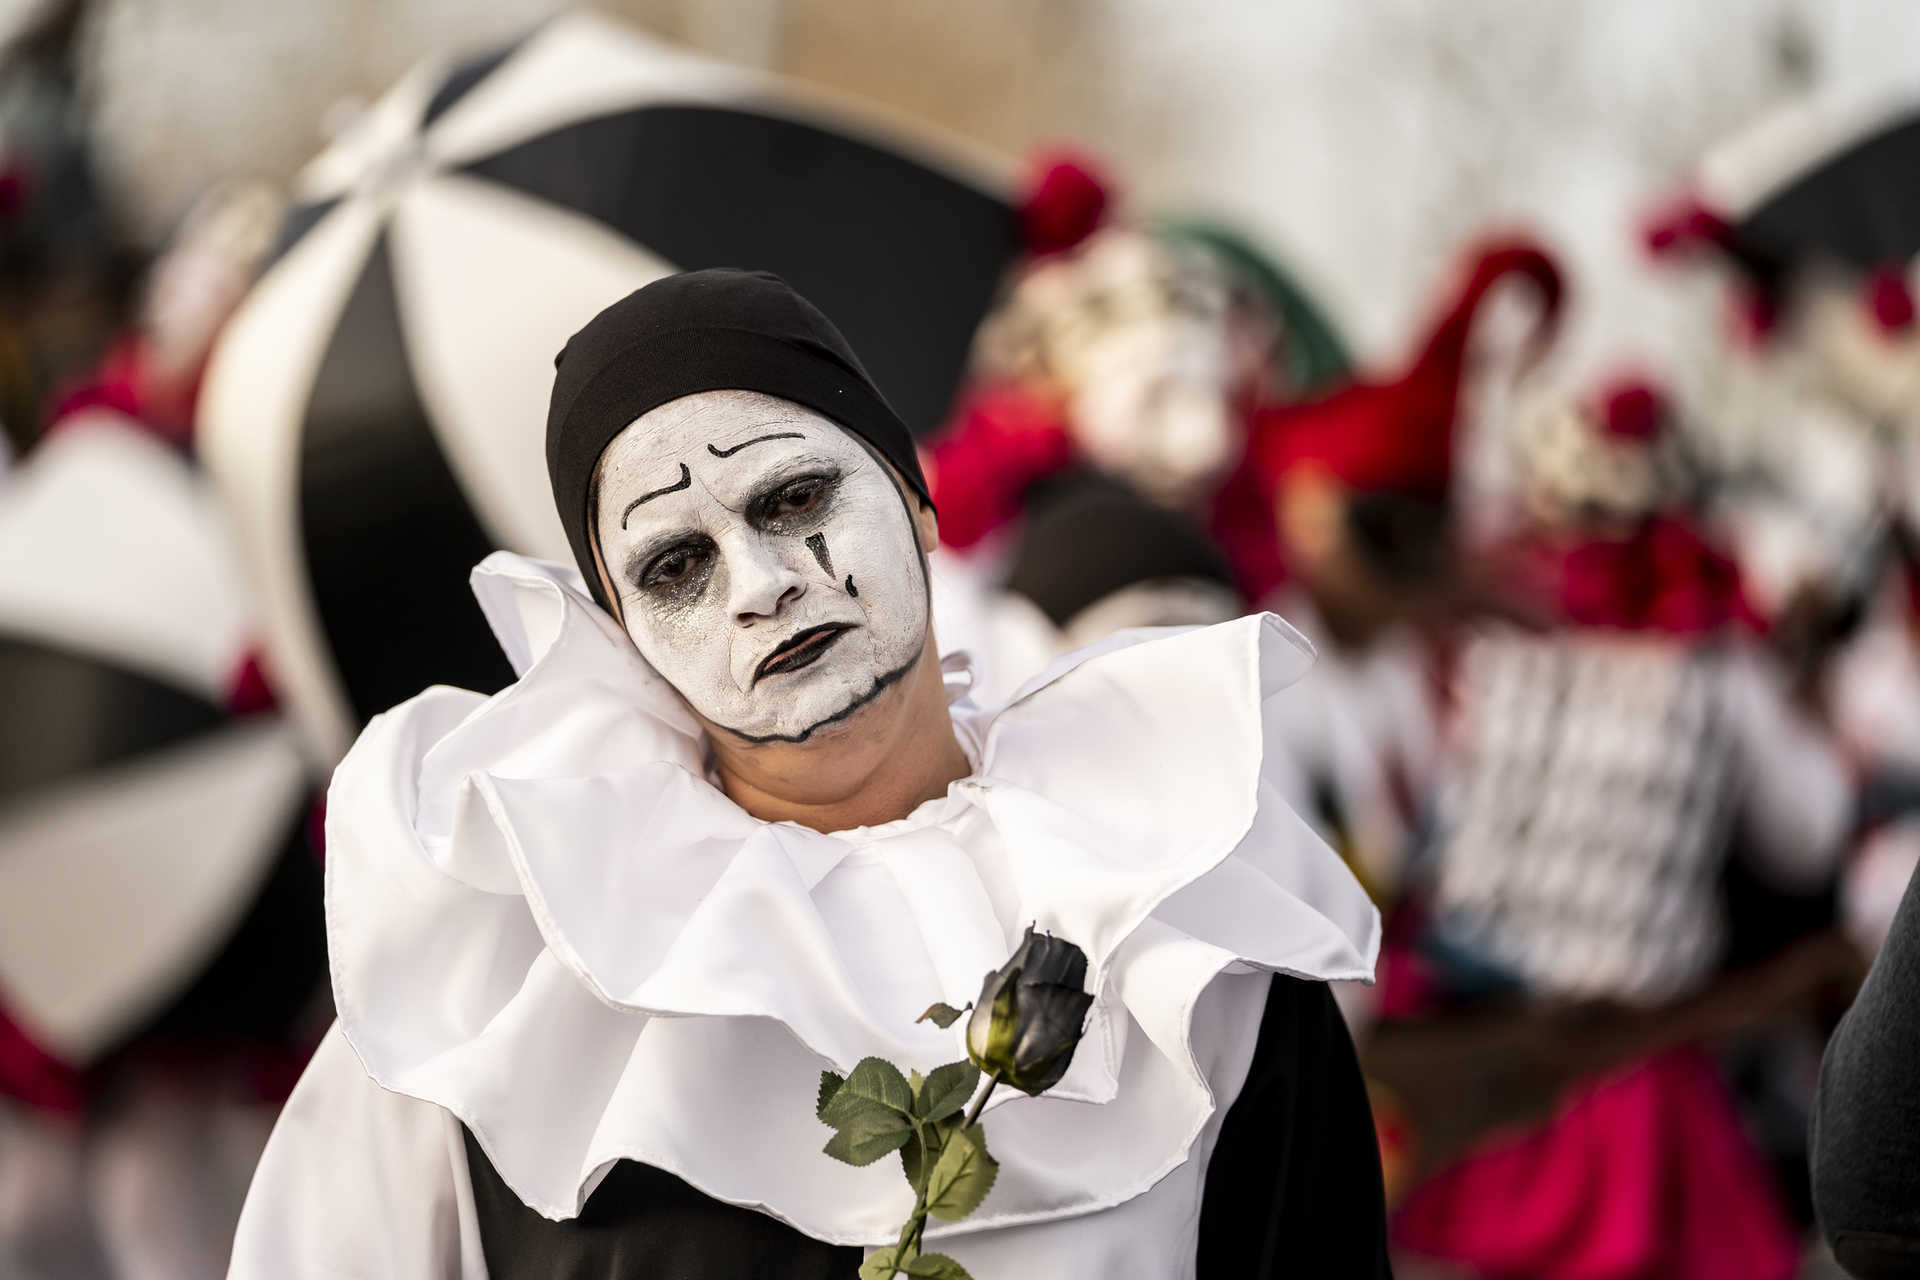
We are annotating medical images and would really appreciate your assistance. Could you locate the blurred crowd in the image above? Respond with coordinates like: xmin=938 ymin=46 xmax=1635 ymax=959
xmin=4 ymin=3 xmax=1920 ymax=1277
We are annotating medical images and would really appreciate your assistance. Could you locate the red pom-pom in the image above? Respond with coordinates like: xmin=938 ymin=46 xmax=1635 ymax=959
xmin=1019 ymin=151 xmax=1109 ymax=256
xmin=1598 ymin=379 xmax=1665 ymax=441
xmin=1641 ymin=197 xmax=1734 ymax=258
xmin=1863 ymin=265 xmax=1916 ymax=333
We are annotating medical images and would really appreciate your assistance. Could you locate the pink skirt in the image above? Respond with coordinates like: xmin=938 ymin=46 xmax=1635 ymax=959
xmin=1392 ymin=1048 xmax=1800 ymax=1280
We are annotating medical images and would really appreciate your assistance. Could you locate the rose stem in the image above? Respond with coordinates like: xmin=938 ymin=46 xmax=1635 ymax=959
xmin=962 ymin=1073 xmax=1001 ymax=1131
xmin=896 ymin=1072 xmax=1002 ymax=1270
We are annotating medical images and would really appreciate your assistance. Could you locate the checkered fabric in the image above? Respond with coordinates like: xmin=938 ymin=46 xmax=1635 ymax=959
xmin=1431 ymin=632 xmax=1739 ymax=1003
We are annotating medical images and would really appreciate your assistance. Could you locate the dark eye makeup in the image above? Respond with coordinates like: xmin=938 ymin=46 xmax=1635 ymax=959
xmin=620 ymin=460 xmax=845 ymax=601
xmin=747 ymin=467 xmax=841 ymax=532
xmin=635 ymin=534 xmax=716 ymax=594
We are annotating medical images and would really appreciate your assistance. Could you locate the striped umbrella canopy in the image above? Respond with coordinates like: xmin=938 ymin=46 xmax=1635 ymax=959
xmin=0 ymin=417 xmax=320 ymax=1088
xmin=1686 ymin=84 xmax=1920 ymax=287
xmin=199 ymin=12 xmax=1020 ymax=760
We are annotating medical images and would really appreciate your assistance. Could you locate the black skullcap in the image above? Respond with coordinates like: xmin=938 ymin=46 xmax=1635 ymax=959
xmin=546 ymin=269 xmax=932 ymax=607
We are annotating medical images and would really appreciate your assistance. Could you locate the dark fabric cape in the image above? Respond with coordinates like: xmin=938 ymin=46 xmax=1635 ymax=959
xmin=1813 ymin=861 xmax=1920 ymax=1279
xmin=463 ymin=974 xmax=1392 ymax=1278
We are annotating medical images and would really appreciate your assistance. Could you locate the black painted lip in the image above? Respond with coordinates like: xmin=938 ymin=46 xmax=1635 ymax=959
xmin=754 ymin=623 xmax=854 ymax=683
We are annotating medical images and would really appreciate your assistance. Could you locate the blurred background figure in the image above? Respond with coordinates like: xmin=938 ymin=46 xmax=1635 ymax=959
xmin=1239 ymin=241 xmax=1561 ymax=909
xmin=1648 ymin=85 xmax=1920 ymax=1009
xmin=1378 ymin=376 xmax=1854 ymax=1280
xmin=926 ymin=175 xmax=1351 ymax=557
xmin=919 ymin=153 xmax=1364 ymax=699
xmin=7 ymin=1 xmax=1920 ymax=1275
xmin=0 ymin=0 xmax=139 ymax=453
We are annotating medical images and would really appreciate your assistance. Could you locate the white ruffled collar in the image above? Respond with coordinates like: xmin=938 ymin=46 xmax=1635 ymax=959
xmin=325 ymin=551 xmax=1378 ymax=1241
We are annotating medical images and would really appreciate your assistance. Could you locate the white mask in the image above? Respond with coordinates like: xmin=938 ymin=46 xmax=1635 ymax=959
xmin=592 ymin=390 xmax=929 ymax=743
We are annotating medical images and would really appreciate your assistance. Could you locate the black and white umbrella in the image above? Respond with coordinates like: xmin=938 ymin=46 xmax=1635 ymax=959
xmin=198 ymin=12 xmax=1021 ymax=760
xmin=0 ymin=417 xmax=321 ymax=1075
xmin=1687 ymin=85 xmax=1920 ymax=282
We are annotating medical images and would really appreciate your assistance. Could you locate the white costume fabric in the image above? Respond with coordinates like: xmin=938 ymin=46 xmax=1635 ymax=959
xmin=229 ymin=552 xmax=1378 ymax=1278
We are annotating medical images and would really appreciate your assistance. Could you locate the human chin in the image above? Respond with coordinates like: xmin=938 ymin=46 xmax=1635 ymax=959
xmin=693 ymin=625 xmax=924 ymax=744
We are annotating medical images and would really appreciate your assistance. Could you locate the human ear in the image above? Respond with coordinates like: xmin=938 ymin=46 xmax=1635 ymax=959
xmin=587 ymin=529 xmax=625 ymax=626
xmin=856 ymin=439 xmax=938 ymax=555
xmin=913 ymin=499 xmax=940 ymax=553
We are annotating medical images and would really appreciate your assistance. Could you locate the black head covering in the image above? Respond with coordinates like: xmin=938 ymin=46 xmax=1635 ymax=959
xmin=546 ymin=269 xmax=932 ymax=607
xmin=1006 ymin=470 xmax=1237 ymax=627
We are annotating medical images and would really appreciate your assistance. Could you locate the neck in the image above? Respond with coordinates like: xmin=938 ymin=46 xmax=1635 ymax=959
xmin=705 ymin=640 xmax=972 ymax=833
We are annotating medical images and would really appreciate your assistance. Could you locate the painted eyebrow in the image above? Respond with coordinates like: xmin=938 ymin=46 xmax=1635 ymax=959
xmin=619 ymin=463 xmax=692 ymax=528
xmin=707 ymin=431 xmax=805 ymax=458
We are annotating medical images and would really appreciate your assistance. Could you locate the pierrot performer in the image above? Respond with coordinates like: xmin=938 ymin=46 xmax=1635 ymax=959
xmin=227 ymin=270 xmax=1391 ymax=1278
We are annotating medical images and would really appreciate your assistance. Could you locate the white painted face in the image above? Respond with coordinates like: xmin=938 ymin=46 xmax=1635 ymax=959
xmin=1025 ymin=231 xmax=1241 ymax=508
xmin=591 ymin=390 xmax=929 ymax=743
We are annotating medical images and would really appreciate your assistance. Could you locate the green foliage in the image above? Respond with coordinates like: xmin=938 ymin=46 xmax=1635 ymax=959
xmin=916 ymin=1001 xmax=969 ymax=1029
xmin=923 ymin=1124 xmax=998 ymax=1223
xmin=819 ymin=1058 xmax=916 ymax=1168
xmin=822 ymin=1113 xmax=913 ymax=1167
xmin=821 ymin=1058 xmax=915 ymax=1125
xmin=917 ymin=1062 xmax=979 ymax=1126
xmin=900 ymin=1120 xmax=944 ymax=1190
xmin=860 ymin=1248 xmax=976 ymax=1280
xmin=817 ymin=1070 xmax=845 ymax=1122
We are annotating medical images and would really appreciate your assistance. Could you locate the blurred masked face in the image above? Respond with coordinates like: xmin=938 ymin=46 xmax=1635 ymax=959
xmin=1802 ymin=281 xmax=1920 ymax=431
xmin=1062 ymin=318 xmax=1236 ymax=508
xmin=592 ymin=390 xmax=928 ymax=743
xmin=1014 ymin=231 xmax=1242 ymax=508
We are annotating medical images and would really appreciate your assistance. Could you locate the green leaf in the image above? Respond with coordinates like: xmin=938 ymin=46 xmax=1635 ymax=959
xmin=907 ymin=1069 xmax=925 ymax=1103
xmin=923 ymin=1123 xmax=998 ymax=1222
xmin=820 ymin=1058 xmax=915 ymax=1129
xmin=901 ymin=1115 xmax=951 ymax=1189
xmin=822 ymin=1110 xmax=913 ymax=1167
xmin=859 ymin=1247 xmax=902 ymax=1280
xmin=902 ymin=1253 xmax=975 ymax=1279
xmin=817 ymin=1070 xmax=845 ymax=1122
xmin=916 ymin=1001 xmax=970 ymax=1029
xmin=915 ymin=1061 xmax=979 ymax=1125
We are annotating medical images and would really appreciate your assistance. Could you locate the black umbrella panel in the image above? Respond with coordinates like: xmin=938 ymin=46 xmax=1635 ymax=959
xmin=1697 ymin=85 xmax=1920 ymax=280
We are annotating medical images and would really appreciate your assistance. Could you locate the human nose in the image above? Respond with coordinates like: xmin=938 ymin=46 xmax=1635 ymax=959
xmin=726 ymin=536 xmax=807 ymax=624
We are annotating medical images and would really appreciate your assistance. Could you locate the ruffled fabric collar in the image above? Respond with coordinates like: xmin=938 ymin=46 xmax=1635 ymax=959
xmin=325 ymin=551 xmax=1378 ymax=1242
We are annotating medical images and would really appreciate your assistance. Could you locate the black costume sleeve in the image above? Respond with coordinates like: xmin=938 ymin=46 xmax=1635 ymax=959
xmin=1196 ymin=974 xmax=1394 ymax=1278
xmin=1812 ymin=862 xmax=1920 ymax=1279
